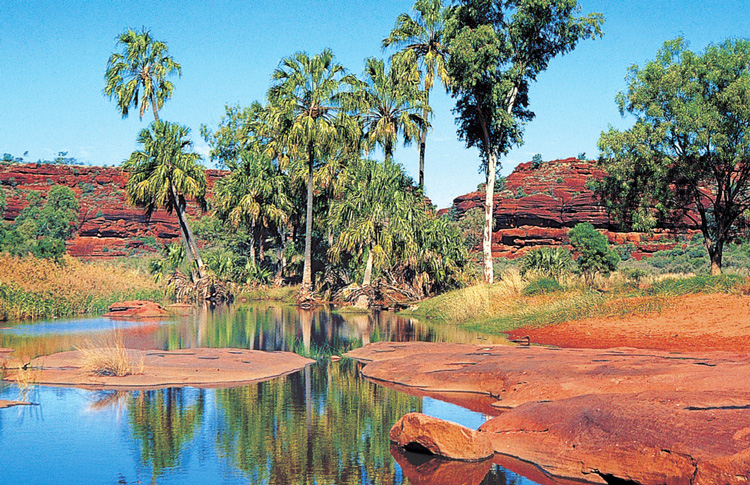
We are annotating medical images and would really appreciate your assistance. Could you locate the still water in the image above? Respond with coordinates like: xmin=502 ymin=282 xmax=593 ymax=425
xmin=0 ymin=305 xmax=539 ymax=484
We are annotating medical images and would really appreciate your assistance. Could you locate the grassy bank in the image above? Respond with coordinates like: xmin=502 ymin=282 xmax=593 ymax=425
xmin=0 ymin=254 xmax=164 ymax=320
xmin=403 ymin=272 xmax=748 ymax=336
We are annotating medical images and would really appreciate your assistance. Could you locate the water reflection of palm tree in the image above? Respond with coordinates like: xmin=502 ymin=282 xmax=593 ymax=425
xmin=128 ymin=388 xmax=205 ymax=481
xmin=215 ymin=362 xmax=420 ymax=484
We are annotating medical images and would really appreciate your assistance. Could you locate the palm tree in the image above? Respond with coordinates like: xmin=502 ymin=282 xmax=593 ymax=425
xmin=383 ymin=0 xmax=451 ymax=188
xmin=329 ymin=158 xmax=416 ymax=286
xmin=124 ymin=120 xmax=207 ymax=278
xmin=267 ymin=49 xmax=359 ymax=296
xmin=104 ymin=28 xmax=181 ymax=121
xmin=357 ymin=56 xmax=428 ymax=162
xmin=214 ymin=149 xmax=291 ymax=266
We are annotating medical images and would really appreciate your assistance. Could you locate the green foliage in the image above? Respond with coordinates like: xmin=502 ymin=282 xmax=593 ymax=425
xmin=357 ymin=55 xmax=428 ymax=161
xmin=454 ymin=207 xmax=483 ymax=252
xmin=382 ymin=0 xmax=452 ymax=187
xmin=597 ymin=38 xmax=750 ymax=274
xmin=520 ymin=246 xmax=571 ymax=278
xmin=621 ymin=267 xmax=650 ymax=284
xmin=621 ymin=234 xmax=750 ymax=276
xmin=329 ymin=158 xmax=469 ymax=293
xmin=522 ymin=277 xmax=563 ymax=296
xmin=124 ymin=120 xmax=207 ymax=276
xmin=531 ymin=153 xmax=544 ymax=169
xmin=444 ymin=0 xmax=603 ymax=283
xmin=568 ymin=222 xmax=620 ymax=285
xmin=1 ymin=185 xmax=79 ymax=259
xmin=104 ymin=28 xmax=181 ymax=121
xmin=647 ymin=274 xmax=746 ymax=296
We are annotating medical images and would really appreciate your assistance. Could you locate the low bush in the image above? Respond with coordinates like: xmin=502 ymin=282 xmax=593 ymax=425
xmin=523 ymin=277 xmax=564 ymax=296
xmin=646 ymin=274 xmax=746 ymax=296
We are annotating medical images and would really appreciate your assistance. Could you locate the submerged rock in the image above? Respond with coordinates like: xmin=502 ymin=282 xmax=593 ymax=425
xmin=390 ymin=412 xmax=494 ymax=462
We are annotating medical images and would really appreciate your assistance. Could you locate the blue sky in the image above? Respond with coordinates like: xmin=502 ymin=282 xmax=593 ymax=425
xmin=2 ymin=1 xmax=749 ymax=208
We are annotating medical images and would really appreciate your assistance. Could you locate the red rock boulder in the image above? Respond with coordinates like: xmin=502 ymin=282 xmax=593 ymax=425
xmin=103 ymin=300 xmax=170 ymax=319
xmin=390 ymin=412 xmax=494 ymax=462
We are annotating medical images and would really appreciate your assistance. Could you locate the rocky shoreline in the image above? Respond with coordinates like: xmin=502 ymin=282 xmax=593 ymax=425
xmin=347 ymin=341 xmax=750 ymax=484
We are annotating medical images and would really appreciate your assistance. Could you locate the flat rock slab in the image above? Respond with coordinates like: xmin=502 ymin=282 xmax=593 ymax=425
xmin=0 ymin=400 xmax=33 ymax=409
xmin=5 ymin=348 xmax=314 ymax=390
xmin=346 ymin=342 xmax=750 ymax=484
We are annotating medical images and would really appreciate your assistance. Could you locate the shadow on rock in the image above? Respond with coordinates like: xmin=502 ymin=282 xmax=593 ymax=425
xmin=391 ymin=444 xmax=492 ymax=485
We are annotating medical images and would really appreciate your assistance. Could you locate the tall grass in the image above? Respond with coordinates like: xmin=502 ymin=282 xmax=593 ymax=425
xmin=404 ymin=272 xmax=748 ymax=336
xmin=401 ymin=269 xmax=525 ymax=322
xmin=0 ymin=254 xmax=163 ymax=320
xmin=77 ymin=332 xmax=144 ymax=377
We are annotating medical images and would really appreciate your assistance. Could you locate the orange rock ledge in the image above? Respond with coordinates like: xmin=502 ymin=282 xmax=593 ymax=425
xmin=347 ymin=341 xmax=750 ymax=485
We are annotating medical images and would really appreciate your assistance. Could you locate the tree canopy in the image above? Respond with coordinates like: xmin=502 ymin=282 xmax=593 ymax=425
xmin=445 ymin=0 xmax=603 ymax=283
xmin=105 ymin=28 xmax=182 ymax=121
xmin=598 ymin=38 xmax=750 ymax=274
xmin=124 ymin=120 xmax=207 ymax=278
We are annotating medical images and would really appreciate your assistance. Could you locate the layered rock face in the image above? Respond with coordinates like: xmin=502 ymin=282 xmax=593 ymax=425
xmin=0 ymin=163 xmax=224 ymax=258
xmin=451 ymin=157 xmax=697 ymax=258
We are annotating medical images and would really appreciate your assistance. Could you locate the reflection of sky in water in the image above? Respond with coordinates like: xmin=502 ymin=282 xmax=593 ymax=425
xmin=0 ymin=317 xmax=173 ymax=336
xmin=423 ymin=396 xmax=489 ymax=429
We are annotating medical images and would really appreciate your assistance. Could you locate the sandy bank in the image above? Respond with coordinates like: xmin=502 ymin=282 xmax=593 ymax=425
xmin=3 ymin=348 xmax=314 ymax=390
xmin=508 ymin=292 xmax=750 ymax=351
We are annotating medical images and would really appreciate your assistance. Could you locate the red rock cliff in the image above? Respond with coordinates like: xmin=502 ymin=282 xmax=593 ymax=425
xmin=450 ymin=157 xmax=698 ymax=259
xmin=0 ymin=163 xmax=224 ymax=258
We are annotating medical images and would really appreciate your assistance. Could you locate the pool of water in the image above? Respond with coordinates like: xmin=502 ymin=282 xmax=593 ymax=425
xmin=0 ymin=304 xmax=540 ymax=484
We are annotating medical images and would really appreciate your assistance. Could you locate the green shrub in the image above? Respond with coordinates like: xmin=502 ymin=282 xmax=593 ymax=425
xmin=569 ymin=223 xmax=620 ymax=285
xmin=520 ymin=247 xmax=571 ymax=278
xmin=523 ymin=277 xmax=563 ymax=296
xmin=621 ymin=267 xmax=650 ymax=283
xmin=647 ymin=274 xmax=746 ymax=295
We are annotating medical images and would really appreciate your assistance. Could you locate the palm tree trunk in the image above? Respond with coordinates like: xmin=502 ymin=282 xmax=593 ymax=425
xmin=363 ymin=243 xmax=374 ymax=286
xmin=249 ymin=221 xmax=256 ymax=263
xmin=301 ymin=144 xmax=315 ymax=292
xmin=151 ymin=93 xmax=160 ymax=122
xmin=418 ymin=90 xmax=430 ymax=188
xmin=172 ymin=185 xmax=205 ymax=279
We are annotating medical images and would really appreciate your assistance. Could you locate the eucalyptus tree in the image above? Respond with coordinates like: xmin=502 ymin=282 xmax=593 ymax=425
xmin=383 ymin=0 xmax=452 ymax=188
xmin=598 ymin=38 xmax=750 ymax=275
xmin=213 ymin=149 xmax=291 ymax=266
xmin=329 ymin=158 xmax=416 ymax=286
xmin=124 ymin=120 xmax=207 ymax=278
xmin=357 ymin=56 xmax=428 ymax=162
xmin=445 ymin=0 xmax=603 ymax=283
xmin=104 ymin=28 xmax=181 ymax=121
xmin=267 ymin=49 xmax=359 ymax=295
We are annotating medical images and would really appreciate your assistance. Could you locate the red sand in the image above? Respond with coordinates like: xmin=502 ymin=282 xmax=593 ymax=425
xmin=507 ymin=293 xmax=750 ymax=351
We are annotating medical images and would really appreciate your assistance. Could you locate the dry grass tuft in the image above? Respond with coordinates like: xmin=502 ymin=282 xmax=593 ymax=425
xmin=76 ymin=332 xmax=144 ymax=377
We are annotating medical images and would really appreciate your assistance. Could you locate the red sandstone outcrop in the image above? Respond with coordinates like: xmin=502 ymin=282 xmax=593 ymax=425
xmin=450 ymin=157 xmax=699 ymax=258
xmin=0 ymin=163 xmax=224 ymax=258
xmin=347 ymin=342 xmax=750 ymax=484
xmin=390 ymin=412 xmax=494 ymax=462
xmin=102 ymin=300 xmax=171 ymax=319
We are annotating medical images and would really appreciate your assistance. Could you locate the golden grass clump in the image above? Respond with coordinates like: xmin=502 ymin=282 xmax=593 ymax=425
xmin=0 ymin=253 xmax=163 ymax=320
xmin=403 ymin=271 xmax=527 ymax=323
xmin=76 ymin=332 xmax=144 ymax=377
